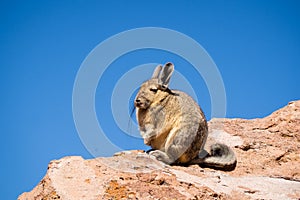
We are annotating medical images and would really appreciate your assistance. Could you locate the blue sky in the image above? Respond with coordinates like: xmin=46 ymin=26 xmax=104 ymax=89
xmin=1 ymin=1 xmax=299 ymax=199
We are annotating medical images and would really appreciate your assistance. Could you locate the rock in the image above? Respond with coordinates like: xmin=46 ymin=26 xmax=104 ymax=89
xmin=18 ymin=101 xmax=300 ymax=200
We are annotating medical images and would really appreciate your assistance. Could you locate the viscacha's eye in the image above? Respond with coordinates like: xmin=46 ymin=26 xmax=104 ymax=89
xmin=150 ymin=88 xmax=158 ymax=93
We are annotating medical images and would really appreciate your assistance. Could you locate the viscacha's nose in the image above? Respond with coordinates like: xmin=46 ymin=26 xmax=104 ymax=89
xmin=135 ymin=98 xmax=141 ymax=106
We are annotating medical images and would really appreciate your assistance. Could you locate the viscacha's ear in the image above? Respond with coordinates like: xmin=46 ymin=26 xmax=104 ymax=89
xmin=158 ymin=62 xmax=174 ymax=89
xmin=151 ymin=65 xmax=163 ymax=79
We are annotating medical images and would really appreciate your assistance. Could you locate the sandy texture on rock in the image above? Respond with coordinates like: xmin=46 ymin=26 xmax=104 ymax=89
xmin=19 ymin=101 xmax=300 ymax=200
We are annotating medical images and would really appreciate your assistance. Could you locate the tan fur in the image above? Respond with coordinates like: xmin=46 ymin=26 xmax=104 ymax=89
xmin=134 ymin=63 xmax=236 ymax=170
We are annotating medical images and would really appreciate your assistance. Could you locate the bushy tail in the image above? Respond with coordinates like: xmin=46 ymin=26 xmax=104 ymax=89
xmin=190 ymin=143 xmax=237 ymax=171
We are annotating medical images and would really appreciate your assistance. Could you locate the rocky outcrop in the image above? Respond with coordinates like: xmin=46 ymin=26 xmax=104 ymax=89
xmin=19 ymin=101 xmax=300 ymax=200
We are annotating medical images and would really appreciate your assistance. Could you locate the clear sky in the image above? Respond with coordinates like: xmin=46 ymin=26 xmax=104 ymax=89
xmin=1 ymin=1 xmax=299 ymax=199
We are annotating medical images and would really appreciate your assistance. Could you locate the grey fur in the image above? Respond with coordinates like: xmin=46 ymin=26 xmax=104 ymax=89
xmin=151 ymin=65 xmax=163 ymax=79
xmin=134 ymin=63 xmax=237 ymax=170
xmin=158 ymin=62 xmax=174 ymax=88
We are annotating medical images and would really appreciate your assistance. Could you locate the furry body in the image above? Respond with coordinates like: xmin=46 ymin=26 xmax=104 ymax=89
xmin=134 ymin=63 xmax=236 ymax=170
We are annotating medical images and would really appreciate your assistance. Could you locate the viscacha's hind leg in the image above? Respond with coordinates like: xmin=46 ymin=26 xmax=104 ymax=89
xmin=149 ymin=150 xmax=175 ymax=164
xmin=156 ymin=125 xmax=205 ymax=164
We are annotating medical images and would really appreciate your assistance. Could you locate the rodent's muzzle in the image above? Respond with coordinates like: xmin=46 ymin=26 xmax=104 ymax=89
xmin=134 ymin=98 xmax=142 ymax=107
xmin=134 ymin=97 xmax=150 ymax=109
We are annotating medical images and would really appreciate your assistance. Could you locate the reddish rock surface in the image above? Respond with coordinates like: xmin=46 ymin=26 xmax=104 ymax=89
xmin=19 ymin=101 xmax=300 ymax=200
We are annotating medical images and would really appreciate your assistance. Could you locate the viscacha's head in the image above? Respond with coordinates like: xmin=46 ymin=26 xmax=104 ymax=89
xmin=134 ymin=63 xmax=174 ymax=110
